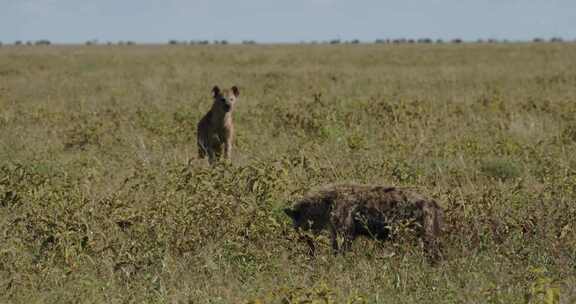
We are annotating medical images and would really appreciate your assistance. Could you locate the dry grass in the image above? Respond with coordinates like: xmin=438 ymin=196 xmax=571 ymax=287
xmin=1 ymin=43 xmax=576 ymax=303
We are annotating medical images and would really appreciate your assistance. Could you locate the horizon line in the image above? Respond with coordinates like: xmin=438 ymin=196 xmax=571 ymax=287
xmin=3 ymin=37 xmax=575 ymax=46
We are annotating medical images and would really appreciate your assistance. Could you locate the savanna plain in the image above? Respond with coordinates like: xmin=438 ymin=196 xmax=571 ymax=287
xmin=0 ymin=43 xmax=575 ymax=303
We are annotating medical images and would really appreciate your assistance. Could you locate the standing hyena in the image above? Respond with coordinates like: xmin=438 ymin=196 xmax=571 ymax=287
xmin=284 ymin=183 xmax=444 ymax=263
xmin=197 ymin=85 xmax=239 ymax=164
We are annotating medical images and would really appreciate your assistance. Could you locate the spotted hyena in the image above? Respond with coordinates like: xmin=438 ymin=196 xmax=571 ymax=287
xmin=197 ymin=85 xmax=239 ymax=164
xmin=284 ymin=183 xmax=444 ymax=262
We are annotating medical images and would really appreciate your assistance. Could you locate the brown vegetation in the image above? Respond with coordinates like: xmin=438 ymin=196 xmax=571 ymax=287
xmin=1 ymin=43 xmax=576 ymax=302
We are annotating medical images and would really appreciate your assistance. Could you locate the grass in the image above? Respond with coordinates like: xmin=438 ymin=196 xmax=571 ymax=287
xmin=1 ymin=43 xmax=576 ymax=303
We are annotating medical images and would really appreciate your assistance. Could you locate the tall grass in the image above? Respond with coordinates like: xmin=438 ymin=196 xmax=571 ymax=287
xmin=1 ymin=43 xmax=575 ymax=303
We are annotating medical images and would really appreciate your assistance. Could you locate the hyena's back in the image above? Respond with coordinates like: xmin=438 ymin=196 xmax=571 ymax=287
xmin=324 ymin=184 xmax=441 ymax=234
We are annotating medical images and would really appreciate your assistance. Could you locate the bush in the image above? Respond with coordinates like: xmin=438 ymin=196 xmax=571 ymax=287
xmin=118 ymin=41 xmax=136 ymax=46
xmin=480 ymin=158 xmax=521 ymax=181
xmin=35 ymin=39 xmax=51 ymax=45
xmin=550 ymin=37 xmax=564 ymax=43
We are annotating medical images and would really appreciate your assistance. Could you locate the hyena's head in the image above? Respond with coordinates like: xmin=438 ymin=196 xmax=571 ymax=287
xmin=211 ymin=85 xmax=239 ymax=113
xmin=284 ymin=207 xmax=306 ymax=229
xmin=284 ymin=199 xmax=330 ymax=232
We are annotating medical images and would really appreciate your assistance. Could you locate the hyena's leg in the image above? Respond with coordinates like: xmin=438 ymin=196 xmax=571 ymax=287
xmin=332 ymin=224 xmax=355 ymax=254
xmin=329 ymin=215 xmax=345 ymax=254
xmin=207 ymin=150 xmax=216 ymax=165
xmin=198 ymin=143 xmax=206 ymax=159
xmin=422 ymin=201 xmax=443 ymax=263
xmin=223 ymin=132 xmax=233 ymax=160
xmin=211 ymin=142 xmax=226 ymax=164
xmin=205 ymin=142 xmax=217 ymax=164
xmin=423 ymin=232 xmax=442 ymax=263
xmin=197 ymin=134 xmax=207 ymax=159
xmin=302 ymin=234 xmax=316 ymax=256
xmin=224 ymin=141 xmax=232 ymax=160
xmin=329 ymin=225 xmax=339 ymax=253
xmin=340 ymin=208 xmax=358 ymax=253
xmin=329 ymin=208 xmax=356 ymax=254
xmin=341 ymin=231 xmax=355 ymax=253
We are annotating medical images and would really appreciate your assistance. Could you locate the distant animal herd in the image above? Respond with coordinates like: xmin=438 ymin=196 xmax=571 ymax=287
xmin=197 ymin=85 xmax=444 ymax=264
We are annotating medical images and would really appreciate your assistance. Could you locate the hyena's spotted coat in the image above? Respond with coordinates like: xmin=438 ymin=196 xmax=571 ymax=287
xmin=197 ymin=85 xmax=239 ymax=164
xmin=284 ymin=183 xmax=444 ymax=263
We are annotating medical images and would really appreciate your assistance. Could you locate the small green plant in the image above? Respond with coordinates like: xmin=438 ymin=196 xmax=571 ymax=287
xmin=390 ymin=161 xmax=421 ymax=184
xmin=526 ymin=268 xmax=561 ymax=304
xmin=247 ymin=283 xmax=368 ymax=304
xmin=480 ymin=158 xmax=521 ymax=181
xmin=561 ymin=124 xmax=576 ymax=143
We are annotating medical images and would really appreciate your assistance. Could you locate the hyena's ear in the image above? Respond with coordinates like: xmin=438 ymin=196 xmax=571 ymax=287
xmin=231 ymin=86 xmax=240 ymax=98
xmin=212 ymin=86 xmax=221 ymax=98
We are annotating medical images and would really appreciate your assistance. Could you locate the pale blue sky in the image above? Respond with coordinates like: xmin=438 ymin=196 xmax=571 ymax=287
xmin=1 ymin=0 xmax=575 ymax=43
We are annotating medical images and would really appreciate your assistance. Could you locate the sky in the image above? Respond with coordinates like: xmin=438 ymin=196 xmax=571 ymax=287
xmin=1 ymin=0 xmax=575 ymax=43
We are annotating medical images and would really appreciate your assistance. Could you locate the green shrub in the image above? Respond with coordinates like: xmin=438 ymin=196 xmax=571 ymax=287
xmin=480 ymin=158 xmax=521 ymax=181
